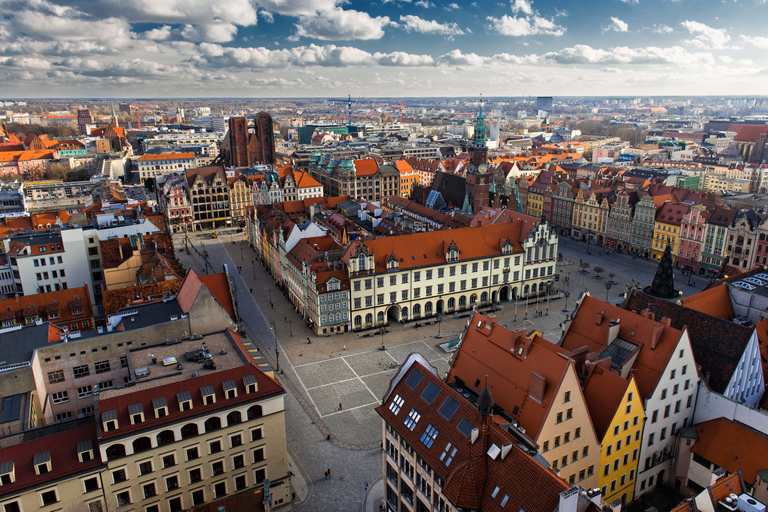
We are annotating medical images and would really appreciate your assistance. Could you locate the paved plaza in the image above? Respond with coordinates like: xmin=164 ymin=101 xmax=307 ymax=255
xmin=173 ymin=230 xmax=709 ymax=511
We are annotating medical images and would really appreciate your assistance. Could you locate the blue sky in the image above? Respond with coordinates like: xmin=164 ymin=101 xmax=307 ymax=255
xmin=0 ymin=0 xmax=766 ymax=98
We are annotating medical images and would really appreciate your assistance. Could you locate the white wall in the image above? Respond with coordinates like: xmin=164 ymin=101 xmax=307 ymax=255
xmin=693 ymin=381 xmax=768 ymax=435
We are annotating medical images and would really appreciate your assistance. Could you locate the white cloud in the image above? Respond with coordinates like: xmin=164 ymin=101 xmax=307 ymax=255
xmin=374 ymin=51 xmax=435 ymax=66
xmin=541 ymin=44 xmax=715 ymax=67
xmin=445 ymin=3 xmax=460 ymax=9
xmin=399 ymin=15 xmax=464 ymax=35
xmin=603 ymin=17 xmax=628 ymax=33
xmin=293 ymin=8 xmax=392 ymax=40
xmin=651 ymin=24 xmax=673 ymax=34
xmin=511 ymin=0 xmax=534 ymax=15
xmin=680 ymin=20 xmax=732 ymax=49
xmin=487 ymin=14 xmax=565 ymax=36
xmin=146 ymin=23 xmax=238 ymax=43
xmin=437 ymin=49 xmax=486 ymax=66
xmin=415 ymin=0 xmax=435 ymax=7
xmin=619 ymin=0 xmax=638 ymax=3
xmin=742 ymin=34 xmax=768 ymax=49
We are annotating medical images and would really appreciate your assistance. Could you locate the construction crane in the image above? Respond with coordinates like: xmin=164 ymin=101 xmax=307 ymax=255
xmin=327 ymin=95 xmax=355 ymax=126
xmin=392 ymin=101 xmax=405 ymax=124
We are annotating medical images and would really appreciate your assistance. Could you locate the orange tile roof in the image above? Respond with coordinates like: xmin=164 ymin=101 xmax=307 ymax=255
xmin=199 ymin=273 xmax=236 ymax=321
xmin=560 ymin=295 xmax=684 ymax=399
xmin=137 ymin=152 xmax=195 ymax=161
xmin=709 ymin=472 xmax=744 ymax=505
xmin=692 ymin=417 xmax=768 ymax=485
xmin=446 ymin=312 xmax=569 ymax=440
xmin=582 ymin=366 xmax=631 ymax=440
xmin=354 ymin=159 xmax=379 ymax=176
xmin=681 ymin=284 xmax=735 ymax=320
xmin=0 ymin=150 xmax=54 ymax=162
xmin=294 ymin=170 xmax=321 ymax=189
xmin=343 ymin=222 xmax=525 ymax=271
xmin=395 ymin=160 xmax=416 ymax=174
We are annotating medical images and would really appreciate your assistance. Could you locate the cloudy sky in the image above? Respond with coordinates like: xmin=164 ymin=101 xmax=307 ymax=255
xmin=0 ymin=0 xmax=766 ymax=98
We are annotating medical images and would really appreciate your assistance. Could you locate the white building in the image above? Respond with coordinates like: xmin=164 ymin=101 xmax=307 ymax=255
xmin=135 ymin=153 xmax=197 ymax=181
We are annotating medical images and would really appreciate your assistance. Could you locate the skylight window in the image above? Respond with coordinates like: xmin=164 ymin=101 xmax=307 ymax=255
xmin=438 ymin=396 xmax=460 ymax=420
xmin=404 ymin=408 xmax=421 ymax=431
xmin=389 ymin=394 xmax=404 ymax=415
xmin=406 ymin=370 xmax=424 ymax=390
xmin=420 ymin=382 xmax=440 ymax=405
xmin=439 ymin=442 xmax=458 ymax=466
xmin=491 ymin=486 xmax=500 ymax=499
xmin=420 ymin=424 xmax=439 ymax=448
xmin=500 ymin=495 xmax=510 ymax=507
xmin=457 ymin=418 xmax=475 ymax=437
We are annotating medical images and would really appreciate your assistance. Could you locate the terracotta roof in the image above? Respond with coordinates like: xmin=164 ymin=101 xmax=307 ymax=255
xmin=343 ymin=222 xmax=525 ymax=272
xmin=692 ymin=417 xmax=768 ymax=485
xmin=395 ymin=160 xmax=417 ymax=174
xmin=198 ymin=273 xmax=236 ymax=321
xmin=184 ymin=165 xmax=226 ymax=187
xmin=0 ymin=424 xmax=101 ymax=495
xmin=682 ymin=283 xmax=736 ymax=322
xmin=354 ymin=159 xmax=379 ymax=176
xmin=377 ymin=357 xmax=569 ymax=512
xmin=446 ymin=312 xmax=569 ymax=440
xmin=625 ymin=290 xmax=749 ymax=394
xmin=730 ymin=124 xmax=768 ymax=143
xmin=709 ymin=472 xmax=744 ymax=505
xmin=655 ymin=203 xmax=690 ymax=226
xmin=0 ymin=286 xmax=93 ymax=329
xmin=103 ymin=280 xmax=183 ymax=315
xmin=561 ymin=295 xmax=684 ymax=399
xmin=98 ymin=362 xmax=283 ymax=440
xmin=293 ymin=170 xmax=321 ymax=189
xmin=582 ymin=367 xmax=632 ymax=440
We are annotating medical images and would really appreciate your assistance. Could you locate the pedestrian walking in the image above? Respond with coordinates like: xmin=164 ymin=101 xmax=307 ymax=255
xmin=307 ymin=337 xmax=312 ymax=344
xmin=284 ymin=316 xmax=287 ymax=323
xmin=327 ymin=468 xmax=331 ymax=479
xmin=338 ymin=403 xmax=343 ymax=411
xmin=324 ymin=470 xmax=329 ymax=480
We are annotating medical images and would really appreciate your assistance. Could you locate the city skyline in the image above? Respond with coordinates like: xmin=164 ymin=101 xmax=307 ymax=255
xmin=0 ymin=0 xmax=767 ymax=98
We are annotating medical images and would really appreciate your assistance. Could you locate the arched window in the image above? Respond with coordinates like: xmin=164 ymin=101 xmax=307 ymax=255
xmin=413 ymin=304 xmax=421 ymax=316
xmin=365 ymin=313 xmax=373 ymax=324
xmin=181 ymin=423 xmax=198 ymax=439
xmin=106 ymin=444 xmax=126 ymax=461
xmin=156 ymin=430 xmax=175 ymax=446
xmin=132 ymin=437 xmax=152 ymax=454
xmin=524 ymin=284 xmax=530 ymax=296
xmin=481 ymin=292 xmax=488 ymax=303
xmin=448 ymin=297 xmax=455 ymax=309
xmin=204 ymin=417 xmax=221 ymax=433
xmin=425 ymin=302 xmax=433 ymax=313
xmin=354 ymin=315 xmax=362 ymax=326
xmin=469 ymin=294 xmax=477 ymax=305
xmin=227 ymin=411 xmax=242 ymax=426
xmin=459 ymin=296 xmax=466 ymax=307
xmin=377 ymin=311 xmax=384 ymax=322
xmin=401 ymin=307 xmax=408 ymax=319
xmin=247 ymin=405 xmax=263 ymax=420
xmin=358 ymin=254 xmax=366 ymax=271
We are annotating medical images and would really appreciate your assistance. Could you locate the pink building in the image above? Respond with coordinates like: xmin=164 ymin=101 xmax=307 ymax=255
xmin=677 ymin=205 xmax=707 ymax=273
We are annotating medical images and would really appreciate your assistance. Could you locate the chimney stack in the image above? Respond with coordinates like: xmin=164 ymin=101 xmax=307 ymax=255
xmin=529 ymin=372 xmax=546 ymax=403
xmin=651 ymin=323 xmax=663 ymax=350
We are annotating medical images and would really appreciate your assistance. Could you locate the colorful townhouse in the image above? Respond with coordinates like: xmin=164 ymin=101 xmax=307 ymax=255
xmin=651 ymin=203 xmax=689 ymax=261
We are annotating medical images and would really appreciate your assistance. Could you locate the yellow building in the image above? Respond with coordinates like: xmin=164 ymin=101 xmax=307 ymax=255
xmin=395 ymin=160 xmax=419 ymax=198
xmin=584 ymin=368 xmax=645 ymax=506
xmin=651 ymin=203 xmax=690 ymax=260
xmin=571 ymin=189 xmax=610 ymax=244
xmin=228 ymin=177 xmax=251 ymax=223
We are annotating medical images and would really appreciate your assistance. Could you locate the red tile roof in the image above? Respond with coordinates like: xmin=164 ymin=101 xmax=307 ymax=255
xmin=582 ymin=367 xmax=631 ymax=440
xmin=354 ymin=159 xmax=379 ymax=176
xmin=0 ymin=424 xmax=101 ymax=495
xmin=560 ymin=295 xmax=684 ymax=399
xmin=446 ymin=312 xmax=569 ymax=440
xmin=655 ymin=203 xmax=690 ymax=226
xmin=199 ymin=273 xmax=235 ymax=321
xmin=681 ymin=284 xmax=735 ymax=320
xmin=692 ymin=417 xmax=768 ymax=485
xmin=98 ymin=362 xmax=283 ymax=440
xmin=709 ymin=472 xmax=744 ymax=505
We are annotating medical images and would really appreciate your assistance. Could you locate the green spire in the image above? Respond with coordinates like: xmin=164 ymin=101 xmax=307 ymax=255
xmin=473 ymin=95 xmax=486 ymax=147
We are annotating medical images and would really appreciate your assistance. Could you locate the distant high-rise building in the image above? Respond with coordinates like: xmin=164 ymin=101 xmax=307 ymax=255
xmin=536 ymin=96 xmax=553 ymax=113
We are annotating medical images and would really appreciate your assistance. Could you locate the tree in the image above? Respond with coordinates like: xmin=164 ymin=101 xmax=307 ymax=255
xmin=593 ymin=266 xmax=604 ymax=279
xmin=580 ymin=261 xmax=590 ymax=273
xmin=608 ymin=272 xmax=616 ymax=284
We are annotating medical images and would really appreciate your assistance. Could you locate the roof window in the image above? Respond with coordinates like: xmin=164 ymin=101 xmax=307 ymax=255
xmin=102 ymin=409 xmax=118 ymax=432
xmin=128 ymin=403 xmax=144 ymax=425
xmin=222 ymin=379 xmax=237 ymax=400
xmin=0 ymin=461 xmax=15 ymax=485
xmin=243 ymin=374 xmax=258 ymax=394
xmin=201 ymin=385 xmax=216 ymax=405
xmin=152 ymin=397 xmax=168 ymax=418
xmin=34 ymin=451 xmax=51 ymax=475
xmin=176 ymin=390 xmax=193 ymax=412
xmin=77 ymin=440 xmax=93 ymax=463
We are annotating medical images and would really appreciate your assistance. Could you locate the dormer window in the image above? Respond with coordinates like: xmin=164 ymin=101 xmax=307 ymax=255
xmin=243 ymin=374 xmax=258 ymax=394
xmin=177 ymin=390 xmax=193 ymax=411
xmin=102 ymin=409 xmax=118 ymax=432
xmin=152 ymin=397 xmax=168 ymax=418
xmin=0 ymin=461 xmax=15 ymax=485
xmin=201 ymin=385 xmax=216 ymax=405
xmin=222 ymin=380 xmax=237 ymax=400
xmin=34 ymin=451 xmax=51 ymax=475
xmin=129 ymin=403 xmax=144 ymax=425
xmin=358 ymin=254 xmax=366 ymax=271
xmin=77 ymin=440 xmax=94 ymax=463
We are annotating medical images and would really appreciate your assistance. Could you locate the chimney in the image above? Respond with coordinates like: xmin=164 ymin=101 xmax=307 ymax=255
xmin=660 ymin=317 xmax=672 ymax=327
xmin=608 ymin=318 xmax=621 ymax=343
xmin=595 ymin=313 xmax=603 ymax=325
xmin=559 ymin=487 xmax=580 ymax=512
xmin=529 ymin=372 xmax=546 ymax=403
xmin=640 ymin=308 xmax=655 ymax=321
xmin=651 ymin=323 xmax=663 ymax=350
xmin=470 ymin=428 xmax=479 ymax=444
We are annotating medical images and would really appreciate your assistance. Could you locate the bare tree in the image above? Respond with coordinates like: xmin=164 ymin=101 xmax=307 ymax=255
xmin=593 ymin=266 xmax=604 ymax=279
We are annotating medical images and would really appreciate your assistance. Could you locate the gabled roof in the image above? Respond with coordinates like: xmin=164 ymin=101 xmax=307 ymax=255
xmin=692 ymin=417 xmax=768 ymax=485
xmin=561 ymin=295 xmax=684 ymax=399
xmin=655 ymin=203 xmax=690 ymax=226
xmin=446 ymin=313 xmax=569 ymax=440
xmin=354 ymin=159 xmax=379 ymax=176
xmin=709 ymin=472 xmax=744 ymax=505
xmin=377 ymin=355 xmax=569 ymax=512
xmin=293 ymin=170 xmax=321 ymax=189
xmin=199 ymin=273 xmax=235 ymax=321
xmin=681 ymin=283 xmax=735 ymax=319
xmin=582 ymin=367 xmax=631 ymax=441
xmin=625 ymin=290 xmax=749 ymax=394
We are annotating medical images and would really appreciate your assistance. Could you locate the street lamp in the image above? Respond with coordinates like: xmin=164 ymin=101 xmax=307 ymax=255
xmin=267 ymin=288 xmax=273 ymax=308
xmin=289 ymin=320 xmax=292 ymax=337
xmin=546 ymin=282 xmax=550 ymax=315
xmin=436 ymin=314 xmax=443 ymax=338
xmin=605 ymin=282 xmax=612 ymax=302
xmin=253 ymin=261 xmax=256 ymax=279
xmin=241 ymin=246 xmax=243 ymax=260
xmin=562 ymin=290 xmax=571 ymax=313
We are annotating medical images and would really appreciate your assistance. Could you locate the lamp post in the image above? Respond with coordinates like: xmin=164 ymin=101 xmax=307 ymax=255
xmin=241 ymin=246 xmax=243 ymax=260
xmin=379 ymin=325 xmax=386 ymax=350
xmin=289 ymin=320 xmax=292 ymax=337
xmin=436 ymin=314 xmax=443 ymax=338
xmin=267 ymin=288 xmax=273 ymax=308
xmin=252 ymin=261 xmax=256 ymax=279
xmin=605 ymin=282 xmax=612 ymax=302
xmin=545 ymin=282 xmax=550 ymax=315
xmin=562 ymin=290 xmax=571 ymax=313
xmin=514 ymin=294 xmax=518 ymax=322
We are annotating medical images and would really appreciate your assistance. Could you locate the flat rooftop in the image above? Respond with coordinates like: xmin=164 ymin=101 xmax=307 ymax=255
xmin=99 ymin=330 xmax=248 ymax=399
xmin=0 ymin=323 xmax=64 ymax=368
